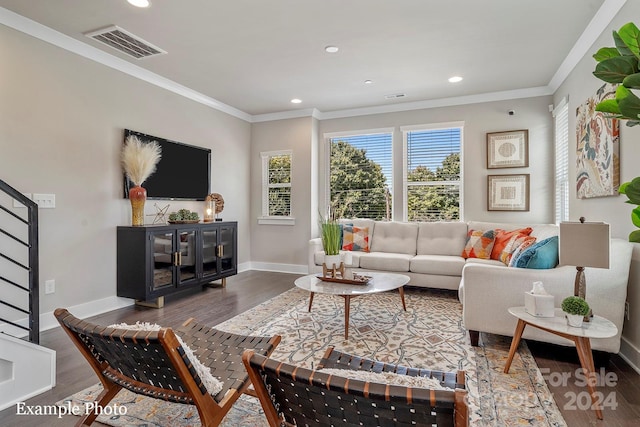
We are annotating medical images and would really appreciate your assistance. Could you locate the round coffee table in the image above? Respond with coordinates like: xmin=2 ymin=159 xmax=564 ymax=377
xmin=294 ymin=272 xmax=410 ymax=339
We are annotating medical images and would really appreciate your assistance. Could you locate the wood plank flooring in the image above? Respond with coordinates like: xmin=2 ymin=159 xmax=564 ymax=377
xmin=1 ymin=270 xmax=638 ymax=426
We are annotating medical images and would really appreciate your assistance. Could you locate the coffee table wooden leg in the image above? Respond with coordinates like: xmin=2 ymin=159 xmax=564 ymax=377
xmin=308 ymin=292 xmax=315 ymax=312
xmin=574 ymin=336 xmax=603 ymax=419
xmin=504 ymin=319 xmax=527 ymax=373
xmin=399 ymin=286 xmax=407 ymax=311
xmin=344 ymin=295 xmax=351 ymax=339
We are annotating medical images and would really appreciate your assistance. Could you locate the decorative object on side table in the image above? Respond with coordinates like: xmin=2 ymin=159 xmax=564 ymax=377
xmin=203 ymin=194 xmax=214 ymax=222
xmin=486 ymin=129 xmax=528 ymax=168
xmin=150 ymin=203 xmax=170 ymax=225
xmin=524 ymin=281 xmax=554 ymax=318
xmin=168 ymin=208 xmax=199 ymax=224
xmin=121 ymin=135 xmax=162 ymax=226
xmin=561 ymin=296 xmax=590 ymax=328
xmin=559 ymin=218 xmax=610 ymax=321
xmin=318 ymin=211 xmax=342 ymax=278
xmin=209 ymin=193 xmax=225 ymax=221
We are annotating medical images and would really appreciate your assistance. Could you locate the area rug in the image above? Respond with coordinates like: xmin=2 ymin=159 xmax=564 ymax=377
xmin=61 ymin=287 xmax=566 ymax=426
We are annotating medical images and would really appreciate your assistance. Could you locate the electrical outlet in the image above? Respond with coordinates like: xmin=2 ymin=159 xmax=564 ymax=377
xmin=45 ymin=279 xmax=55 ymax=294
xmin=625 ymin=301 xmax=630 ymax=320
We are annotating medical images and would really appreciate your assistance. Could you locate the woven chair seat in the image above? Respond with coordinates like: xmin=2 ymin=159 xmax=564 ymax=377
xmin=55 ymin=308 xmax=281 ymax=427
xmin=243 ymin=346 xmax=469 ymax=427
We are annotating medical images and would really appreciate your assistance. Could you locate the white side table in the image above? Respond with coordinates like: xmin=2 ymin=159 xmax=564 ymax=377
xmin=504 ymin=306 xmax=617 ymax=420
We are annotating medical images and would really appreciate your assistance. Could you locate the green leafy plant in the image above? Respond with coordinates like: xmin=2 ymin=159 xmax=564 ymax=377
xmin=169 ymin=208 xmax=199 ymax=221
xmin=318 ymin=212 xmax=341 ymax=256
xmin=561 ymin=296 xmax=590 ymax=316
xmin=619 ymin=177 xmax=640 ymax=242
xmin=592 ymin=22 xmax=640 ymax=126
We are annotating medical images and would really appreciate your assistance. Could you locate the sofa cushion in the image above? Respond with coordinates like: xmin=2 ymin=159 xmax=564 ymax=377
xmin=410 ymin=255 xmax=466 ymax=276
xmin=461 ymin=229 xmax=496 ymax=259
xmin=464 ymin=257 xmax=505 ymax=267
xmin=468 ymin=221 xmax=558 ymax=241
xmin=359 ymin=252 xmax=413 ymax=272
xmin=499 ymin=234 xmax=536 ymax=265
xmin=417 ymin=222 xmax=468 ymax=256
xmin=370 ymin=221 xmax=418 ymax=255
xmin=490 ymin=228 xmax=533 ymax=260
xmin=513 ymin=236 xmax=559 ymax=269
xmin=342 ymin=225 xmax=370 ymax=252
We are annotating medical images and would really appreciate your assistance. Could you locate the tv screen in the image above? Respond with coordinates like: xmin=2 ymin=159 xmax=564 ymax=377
xmin=123 ymin=129 xmax=211 ymax=201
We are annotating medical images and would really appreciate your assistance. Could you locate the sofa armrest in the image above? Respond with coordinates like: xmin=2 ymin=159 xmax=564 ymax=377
xmin=308 ymin=238 xmax=323 ymax=273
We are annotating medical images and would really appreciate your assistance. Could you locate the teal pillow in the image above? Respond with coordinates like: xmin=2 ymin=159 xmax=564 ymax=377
xmin=513 ymin=236 xmax=559 ymax=269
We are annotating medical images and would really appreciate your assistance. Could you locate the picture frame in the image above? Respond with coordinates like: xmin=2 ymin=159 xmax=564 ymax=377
xmin=488 ymin=174 xmax=529 ymax=211
xmin=487 ymin=130 xmax=529 ymax=169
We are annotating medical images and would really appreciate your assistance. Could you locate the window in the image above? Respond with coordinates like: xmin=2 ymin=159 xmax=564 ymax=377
xmin=327 ymin=130 xmax=392 ymax=220
xmin=402 ymin=123 xmax=463 ymax=222
xmin=553 ymin=97 xmax=569 ymax=223
xmin=259 ymin=150 xmax=294 ymax=225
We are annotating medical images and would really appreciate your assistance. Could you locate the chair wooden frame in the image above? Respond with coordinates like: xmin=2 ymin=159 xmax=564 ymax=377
xmin=54 ymin=308 xmax=281 ymax=427
xmin=243 ymin=346 xmax=469 ymax=427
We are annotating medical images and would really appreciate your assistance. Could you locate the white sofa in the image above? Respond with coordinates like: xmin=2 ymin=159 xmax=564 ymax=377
xmin=308 ymin=220 xmax=633 ymax=353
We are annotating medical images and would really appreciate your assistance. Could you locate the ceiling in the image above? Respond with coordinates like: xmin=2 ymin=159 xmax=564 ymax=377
xmin=0 ymin=0 xmax=620 ymax=120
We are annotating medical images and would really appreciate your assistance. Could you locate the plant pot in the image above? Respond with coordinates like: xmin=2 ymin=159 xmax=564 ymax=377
xmin=324 ymin=254 xmax=341 ymax=269
xmin=565 ymin=313 xmax=584 ymax=328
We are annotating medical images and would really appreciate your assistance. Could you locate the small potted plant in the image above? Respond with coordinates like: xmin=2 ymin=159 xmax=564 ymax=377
xmin=318 ymin=212 xmax=341 ymax=269
xmin=561 ymin=296 xmax=590 ymax=327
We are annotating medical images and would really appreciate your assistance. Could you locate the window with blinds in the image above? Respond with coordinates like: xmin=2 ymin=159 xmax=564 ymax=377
xmin=554 ymin=99 xmax=569 ymax=223
xmin=328 ymin=133 xmax=392 ymax=220
xmin=403 ymin=126 xmax=462 ymax=222
xmin=260 ymin=150 xmax=292 ymax=222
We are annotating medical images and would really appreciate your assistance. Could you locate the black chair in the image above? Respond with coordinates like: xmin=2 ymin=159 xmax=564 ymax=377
xmin=55 ymin=308 xmax=281 ymax=426
xmin=243 ymin=346 xmax=469 ymax=427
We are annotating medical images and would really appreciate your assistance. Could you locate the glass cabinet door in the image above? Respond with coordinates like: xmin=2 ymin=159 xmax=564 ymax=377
xmin=177 ymin=229 xmax=197 ymax=285
xmin=220 ymin=225 xmax=235 ymax=273
xmin=151 ymin=231 xmax=175 ymax=290
xmin=201 ymin=228 xmax=219 ymax=278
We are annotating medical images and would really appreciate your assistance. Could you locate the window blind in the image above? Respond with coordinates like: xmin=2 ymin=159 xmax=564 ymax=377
xmin=554 ymin=100 xmax=569 ymax=223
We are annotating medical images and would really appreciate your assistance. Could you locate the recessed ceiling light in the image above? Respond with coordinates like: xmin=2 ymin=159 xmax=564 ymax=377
xmin=364 ymin=80 xmax=373 ymax=85
xmin=291 ymin=98 xmax=302 ymax=104
xmin=448 ymin=76 xmax=463 ymax=83
xmin=325 ymin=46 xmax=339 ymax=53
xmin=127 ymin=0 xmax=150 ymax=7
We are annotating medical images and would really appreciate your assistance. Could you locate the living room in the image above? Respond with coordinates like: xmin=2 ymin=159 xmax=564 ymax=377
xmin=1 ymin=0 xmax=640 ymax=426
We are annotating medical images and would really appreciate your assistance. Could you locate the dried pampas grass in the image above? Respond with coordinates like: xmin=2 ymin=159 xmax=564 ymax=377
xmin=121 ymin=136 xmax=162 ymax=186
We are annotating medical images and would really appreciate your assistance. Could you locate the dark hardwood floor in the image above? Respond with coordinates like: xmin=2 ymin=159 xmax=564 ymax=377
xmin=1 ymin=270 xmax=638 ymax=426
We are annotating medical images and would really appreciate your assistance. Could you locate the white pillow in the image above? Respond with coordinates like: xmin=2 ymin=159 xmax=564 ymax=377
xmin=319 ymin=368 xmax=454 ymax=390
xmin=108 ymin=322 xmax=223 ymax=396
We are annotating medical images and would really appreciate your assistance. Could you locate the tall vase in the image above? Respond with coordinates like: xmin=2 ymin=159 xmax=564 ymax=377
xmin=129 ymin=185 xmax=146 ymax=226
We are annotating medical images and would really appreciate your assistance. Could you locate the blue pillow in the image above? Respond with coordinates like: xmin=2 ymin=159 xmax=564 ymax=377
xmin=513 ymin=236 xmax=559 ymax=269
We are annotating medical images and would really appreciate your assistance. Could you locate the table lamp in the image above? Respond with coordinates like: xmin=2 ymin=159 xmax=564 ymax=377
xmin=559 ymin=218 xmax=610 ymax=320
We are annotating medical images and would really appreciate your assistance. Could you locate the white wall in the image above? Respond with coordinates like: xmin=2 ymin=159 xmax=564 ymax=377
xmin=553 ymin=0 xmax=640 ymax=367
xmin=0 ymin=24 xmax=251 ymax=315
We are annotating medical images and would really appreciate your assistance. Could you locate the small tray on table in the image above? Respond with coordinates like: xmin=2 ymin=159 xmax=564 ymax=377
xmin=316 ymin=274 xmax=372 ymax=285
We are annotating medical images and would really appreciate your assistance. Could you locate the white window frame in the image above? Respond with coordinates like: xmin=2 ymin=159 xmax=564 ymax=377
xmin=401 ymin=121 xmax=464 ymax=222
xmin=258 ymin=149 xmax=295 ymax=226
xmin=553 ymin=97 xmax=569 ymax=224
xmin=323 ymin=128 xmax=394 ymax=219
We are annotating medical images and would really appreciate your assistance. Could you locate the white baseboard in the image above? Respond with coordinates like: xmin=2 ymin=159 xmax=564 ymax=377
xmin=245 ymin=261 xmax=308 ymax=274
xmin=619 ymin=336 xmax=640 ymax=375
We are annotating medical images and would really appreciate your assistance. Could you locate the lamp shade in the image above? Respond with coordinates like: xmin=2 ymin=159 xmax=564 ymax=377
xmin=559 ymin=222 xmax=610 ymax=269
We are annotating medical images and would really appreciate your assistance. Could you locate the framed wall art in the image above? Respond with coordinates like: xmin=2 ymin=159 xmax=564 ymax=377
xmin=487 ymin=129 xmax=529 ymax=169
xmin=487 ymin=174 xmax=530 ymax=211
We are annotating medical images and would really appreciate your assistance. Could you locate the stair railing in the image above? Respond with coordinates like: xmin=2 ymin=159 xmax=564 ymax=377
xmin=0 ymin=179 xmax=39 ymax=344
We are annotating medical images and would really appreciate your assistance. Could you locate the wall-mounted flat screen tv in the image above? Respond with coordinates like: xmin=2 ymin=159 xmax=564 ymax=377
xmin=123 ymin=129 xmax=211 ymax=201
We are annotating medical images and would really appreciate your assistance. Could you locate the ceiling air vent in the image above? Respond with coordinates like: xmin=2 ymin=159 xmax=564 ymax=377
xmin=384 ymin=93 xmax=406 ymax=99
xmin=84 ymin=25 xmax=166 ymax=59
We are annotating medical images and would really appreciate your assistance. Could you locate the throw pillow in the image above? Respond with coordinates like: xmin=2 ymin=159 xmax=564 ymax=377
xmin=461 ymin=229 xmax=496 ymax=259
xmin=512 ymin=236 xmax=559 ymax=269
xmin=342 ymin=225 xmax=370 ymax=252
xmin=490 ymin=227 xmax=533 ymax=260
xmin=508 ymin=237 xmax=537 ymax=267
xmin=499 ymin=234 xmax=536 ymax=265
xmin=339 ymin=222 xmax=353 ymax=248
xmin=108 ymin=322 xmax=223 ymax=396
xmin=319 ymin=368 xmax=453 ymax=391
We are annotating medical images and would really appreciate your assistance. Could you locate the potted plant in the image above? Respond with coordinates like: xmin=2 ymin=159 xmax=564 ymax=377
xmin=318 ymin=212 xmax=341 ymax=268
xmin=561 ymin=296 xmax=590 ymax=327
xmin=592 ymin=22 xmax=640 ymax=242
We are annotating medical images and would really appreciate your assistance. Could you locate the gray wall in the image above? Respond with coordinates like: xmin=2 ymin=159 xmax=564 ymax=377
xmin=0 ymin=24 xmax=251 ymax=317
xmin=553 ymin=0 xmax=640 ymax=368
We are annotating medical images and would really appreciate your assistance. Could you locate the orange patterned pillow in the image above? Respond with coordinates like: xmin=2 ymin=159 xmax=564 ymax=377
xmin=500 ymin=235 xmax=536 ymax=265
xmin=490 ymin=227 xmax=533 ymax=260
xmin=461 ymin=229 xmax=496 ymax=259
xmin=342 ymin=225 xmax=370 ymax=252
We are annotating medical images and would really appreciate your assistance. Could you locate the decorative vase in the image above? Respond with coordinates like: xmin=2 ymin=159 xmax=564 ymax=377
xmin=565 ymin=313 xmax=584 ymax=328
xmin=324 ymin=254 xmax=341 ymax=269
xmin=129 ymin=185 xmax=147 ymax=226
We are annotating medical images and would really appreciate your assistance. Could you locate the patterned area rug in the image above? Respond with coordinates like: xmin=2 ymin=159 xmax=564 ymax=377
xmin=61 ymin=287 xmax=566 ymax=426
